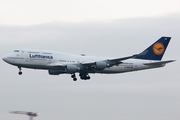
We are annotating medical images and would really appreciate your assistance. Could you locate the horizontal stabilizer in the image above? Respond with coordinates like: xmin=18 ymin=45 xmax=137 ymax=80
xmin=144 ymin=60 xmax=175 ymax=65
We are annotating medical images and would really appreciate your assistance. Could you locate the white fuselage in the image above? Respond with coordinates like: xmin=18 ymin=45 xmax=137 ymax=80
xmin=2 ymin=49 xmax=164 ymax=74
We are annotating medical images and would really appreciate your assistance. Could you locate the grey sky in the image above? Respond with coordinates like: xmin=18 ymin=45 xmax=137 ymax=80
xmin=0 ymin=0 xmax=180 ymax=25
xmin=0 ymin=0 xmax=180 ymax=120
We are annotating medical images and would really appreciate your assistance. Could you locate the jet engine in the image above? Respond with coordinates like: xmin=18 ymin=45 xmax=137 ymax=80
xmin=48 ymin=70 xmax=64 ymax=75
xmin=95 ymin=61 xmax=108 ymax=70
xmin=66 ymin=65 xmax=79 ymax=73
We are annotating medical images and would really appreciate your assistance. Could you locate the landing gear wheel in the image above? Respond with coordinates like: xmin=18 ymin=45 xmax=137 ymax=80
xmin=19 ymin=71 xmax=22 ymax=75
xmin=71 ymin=73 xmax=77 ymax=81
xmin=71 ymin=74 xmax=75 ymax=78
xmin=73 ymin=78 xmax=77 ymax=81
xmin=18 ymin=67 xmax=22 ymax=75
xmin=79 ymin=73 xmax=91 ymax=80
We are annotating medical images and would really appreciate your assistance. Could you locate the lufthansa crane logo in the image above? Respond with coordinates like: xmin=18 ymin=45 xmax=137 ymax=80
xmin=153 ymin=42 xmax=165 ymax=55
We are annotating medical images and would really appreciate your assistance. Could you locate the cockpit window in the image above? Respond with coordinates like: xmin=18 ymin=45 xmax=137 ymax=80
xmin=13 ymin=50 xmax=19 ymax=52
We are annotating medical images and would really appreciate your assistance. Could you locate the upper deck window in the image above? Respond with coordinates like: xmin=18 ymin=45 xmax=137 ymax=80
xmin=13 ymin=50 xmax=19 ymax=52
xmin=43 ymin=52 xmax=52 ymax=54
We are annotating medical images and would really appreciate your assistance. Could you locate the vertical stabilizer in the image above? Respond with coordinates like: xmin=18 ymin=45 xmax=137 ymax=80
xmin=134 ymin=37 xmax=171 ymax=60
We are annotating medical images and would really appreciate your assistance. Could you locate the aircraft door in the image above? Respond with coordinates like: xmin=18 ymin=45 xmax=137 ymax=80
xmin=77 ymin=59 xmax=80 ymax=63
xmin=133 ymin=63 xmax=141 ymax=70
xmin=48 ymin=59 xmax=51 ymax=64
xmin=133 ymin=63 xmax=138 ymax=70
xmin=25 ymin=53 xmax=29 ymax=62
xmin=16 ymin=53 xmax=20 ymax=57
xmin=21 ymin=50 xmax=29 ymax=62
xmin=39 ymin=51 xmax=52 ymax=65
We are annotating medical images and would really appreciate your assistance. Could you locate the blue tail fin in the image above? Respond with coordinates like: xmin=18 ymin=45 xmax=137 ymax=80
xmin=134 ymin=37 xmax=171 ymax=60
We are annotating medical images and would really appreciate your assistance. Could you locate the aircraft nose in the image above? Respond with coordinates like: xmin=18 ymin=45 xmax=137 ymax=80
xmin=2 ymin=56 xmax=6 ymax=61
xmin=2 ymin=55 xmax=8 ymax=62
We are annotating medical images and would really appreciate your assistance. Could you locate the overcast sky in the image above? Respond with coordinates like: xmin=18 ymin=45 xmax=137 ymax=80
xmin=1 ymin=0 xmax=180 ymax=25
xmin=0 ymin=0 xmax=180 ymax=120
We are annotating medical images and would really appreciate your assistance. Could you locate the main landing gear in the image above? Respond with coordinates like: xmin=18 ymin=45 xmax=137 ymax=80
xmin=79 ymin=73 xmax=90 ymax=80
xmin=71 ymin=73 xmax=77 ymax=81
xmin=71 ymin=73 xmax=91 ymax=81
xmin=18 ymin=67 xmax=22 ymax=75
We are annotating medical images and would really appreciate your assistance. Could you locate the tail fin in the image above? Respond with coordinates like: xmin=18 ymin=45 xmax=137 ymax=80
xmin=134 ymin=37 xmax=171 ymax=60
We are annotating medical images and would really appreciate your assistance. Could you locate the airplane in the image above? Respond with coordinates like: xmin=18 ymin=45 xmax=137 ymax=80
xmin=10 ymin=111 xmax=38 ymax=120
xmin=2 ymin=37 xmax=175 ymax=81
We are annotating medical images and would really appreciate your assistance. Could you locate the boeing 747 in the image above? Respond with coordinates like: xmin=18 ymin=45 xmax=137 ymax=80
xmin=2 ymin=37 xmax=175 ymax=81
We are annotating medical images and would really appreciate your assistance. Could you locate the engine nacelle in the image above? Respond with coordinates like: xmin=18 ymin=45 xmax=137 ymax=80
xmin=95 ymin=61 xmax=107 ymax=70
xmin=66 ymin=65 xmax=79 ymax=73
xmin=48 ymin=70 xmax=64 ymax=75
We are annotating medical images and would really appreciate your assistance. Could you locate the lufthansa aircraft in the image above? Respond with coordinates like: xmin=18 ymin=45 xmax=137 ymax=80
xmin=2 ymin=37 xmax=175 ymax=81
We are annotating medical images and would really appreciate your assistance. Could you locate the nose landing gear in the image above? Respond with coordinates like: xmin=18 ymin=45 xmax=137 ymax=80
xmin=18 ymin=67 xmax=22 ymax=75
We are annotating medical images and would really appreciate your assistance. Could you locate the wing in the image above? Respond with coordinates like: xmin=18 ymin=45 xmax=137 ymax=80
xmin=108 ymin=54 xmax=138 ymax=65
xmin=48 ymin=54 xmax=139 ymax=72
xmin=81 ymin=54 xmax=138 ymax=70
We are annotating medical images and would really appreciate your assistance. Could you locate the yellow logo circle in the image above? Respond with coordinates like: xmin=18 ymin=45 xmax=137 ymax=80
xmin=153 ymin=42 xmax=165 ymax=55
